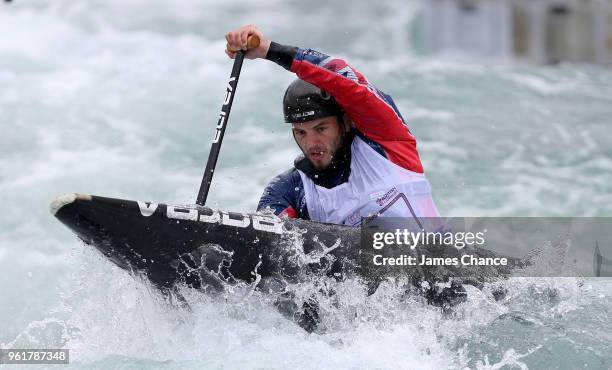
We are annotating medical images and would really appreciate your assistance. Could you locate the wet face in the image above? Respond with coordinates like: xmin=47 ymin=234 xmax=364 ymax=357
xmin=292 ymin=116 xmax=348 ymax=170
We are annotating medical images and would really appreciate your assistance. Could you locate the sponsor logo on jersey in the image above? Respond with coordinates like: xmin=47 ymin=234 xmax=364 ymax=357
xmin=375 ymin=187 xmax=399 ymax=207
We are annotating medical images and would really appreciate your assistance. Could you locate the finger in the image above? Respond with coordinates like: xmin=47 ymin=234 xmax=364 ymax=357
xmin=227 ymin=33 xmax=238 ymax=49
xmin=240 ymin=31 xmax=248 ymax=50
xmin=225 ymin=49 xmax=236 ymax=59
xmin=232 ymin=32 xmax=241 ymax=49
xmin=245 ymin=25 xmax=258 ymax=47
xmin=230 ymin=33 xmax=242 ymax=52
xmin=225 ymin=33 xmax=236 ymax=51
xmin=237 ymin=31 xmax=247 ymax=50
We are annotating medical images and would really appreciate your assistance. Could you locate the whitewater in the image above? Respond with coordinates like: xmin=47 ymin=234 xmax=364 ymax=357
xmin=1 ymin=1 xmax=611 ymax=368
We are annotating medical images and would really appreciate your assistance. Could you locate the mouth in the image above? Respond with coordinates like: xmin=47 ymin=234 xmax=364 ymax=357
xmin=308 ymin=150 xmax=326 ymax=161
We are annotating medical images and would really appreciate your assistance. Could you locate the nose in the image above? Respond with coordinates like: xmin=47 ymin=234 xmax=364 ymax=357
xmin=304 ymin=133 xmax=322 ymax=150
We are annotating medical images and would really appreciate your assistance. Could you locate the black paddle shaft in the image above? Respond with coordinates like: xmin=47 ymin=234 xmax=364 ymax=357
xmin=196 ymin=50 xmax=246 ymax=205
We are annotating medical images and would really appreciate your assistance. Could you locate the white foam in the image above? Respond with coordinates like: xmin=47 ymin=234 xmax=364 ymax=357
xmin=2 ymin=0 xmax=612 ymax=367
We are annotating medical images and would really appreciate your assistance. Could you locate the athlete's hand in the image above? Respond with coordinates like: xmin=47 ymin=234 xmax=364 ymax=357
xmin=225 ymin=25 xmax=271 ymax=60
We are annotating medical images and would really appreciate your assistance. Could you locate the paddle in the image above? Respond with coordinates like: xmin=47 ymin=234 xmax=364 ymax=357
xmin=196 ymin=35 xmax=260 ymax=206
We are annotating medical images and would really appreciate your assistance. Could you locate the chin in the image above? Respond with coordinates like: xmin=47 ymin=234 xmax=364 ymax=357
xmin=305 ymin=151 xmax=334 ymax=170
xmin=309 ymin=159 xmax=328 ymax=170
xmin=314 ymin=163 xmax=332 ymax=171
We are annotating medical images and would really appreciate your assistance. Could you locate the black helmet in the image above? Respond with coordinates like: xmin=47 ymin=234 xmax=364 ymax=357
xmin=283 ymin=79 xmax=342 ymax=123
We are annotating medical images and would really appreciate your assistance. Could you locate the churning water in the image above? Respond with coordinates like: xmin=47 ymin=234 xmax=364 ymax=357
xmin=1 ymin=0 xmax=611 ymax=368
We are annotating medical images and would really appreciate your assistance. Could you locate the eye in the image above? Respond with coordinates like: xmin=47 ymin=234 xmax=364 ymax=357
xmin=316 ymin=126 xmax=327 ymax=133
xmin=293 ymin=129 xmax=306 ymax=137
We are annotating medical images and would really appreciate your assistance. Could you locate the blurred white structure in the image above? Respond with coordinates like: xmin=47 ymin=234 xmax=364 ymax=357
xmin=423 ymin=0 xmax=513 ymax=57
xmin=422 ymin=0 xmax=612 ymax=66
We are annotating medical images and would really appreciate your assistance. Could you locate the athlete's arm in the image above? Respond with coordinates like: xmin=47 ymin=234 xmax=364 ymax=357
xmin=284 ymin=46 xmax=423 ymax=173
xmin=224 ymin=25 xmax=424 ymax=173
xmin=257 ymin=169 xmax=309 ymax=220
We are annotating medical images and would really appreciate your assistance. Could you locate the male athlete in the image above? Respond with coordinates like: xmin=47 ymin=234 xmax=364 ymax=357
xmin=225 ymin=25 xmax=439 ymax=226
xmin=226 ymin=26 xmax=463 ymax=331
